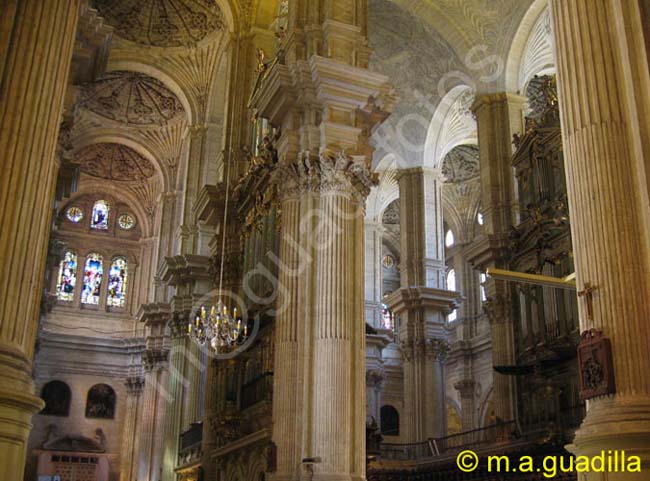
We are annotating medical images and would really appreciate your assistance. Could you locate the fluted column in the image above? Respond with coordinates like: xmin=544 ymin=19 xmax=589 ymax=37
xmin=366 ymin=370 xmax=385 ymax=425
xmin=121 ymin=377 xmax=145 ymax=481
xmin=161 ymin=315 xmax=188 ymax=481
xmin=137 ymin=352 xmax=169 ymax=481
xmin=0 ymin=1 xmax=79 ymax=478
xmin=550 ymin=0 xmax=650 ymax=477
xmin=364 ymin=220 xmax=384 ymax=328
xmin=270 ymin=193 xmax=303 ymax=480
xmin=310 ymin=171 xmax=367 ymax=479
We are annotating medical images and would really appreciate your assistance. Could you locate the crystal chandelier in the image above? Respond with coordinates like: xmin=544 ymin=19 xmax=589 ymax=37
xmin=189 ymin=301 xmax=248 ymax=351
xmin=188 ymin=121 xmax=249 ymax=351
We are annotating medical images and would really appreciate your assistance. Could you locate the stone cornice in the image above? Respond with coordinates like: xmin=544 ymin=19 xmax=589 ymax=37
xmin=386 ymin=286 xmax=460 ymax=315
xmin=160 ymin=254 xmax=212 ymax=287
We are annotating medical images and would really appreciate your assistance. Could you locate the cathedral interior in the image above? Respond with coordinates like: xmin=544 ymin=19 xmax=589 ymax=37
xmin=1 ymin=0 xmax=649 ymax=480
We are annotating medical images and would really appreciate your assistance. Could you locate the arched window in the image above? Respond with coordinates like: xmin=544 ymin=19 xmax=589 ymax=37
xmin=81 ymin=253 xmax=103 ymax=305
xmin=85 ymin=384 xmax=116 ymax=419
xmin=56 ymin=251 xmax=77 ymax=302
xmin=479 ymin=272 xmax=487 ymax=302
xmin=91 ymin=200 xmax=109 ymax=230
xmin=380 ymin=405 xmax=400 ymax=436
xmin=40 ymin=380 xmax=71 ymax=416
xmin=381 ymin=303 xmax=393 ymax=330
xmin=447 ymin=269 xmax=457 ymax=322
xmin=445 ymin=229 xmax=455 ymax=247
xmin=107 ymin=257 xmax=128 ymax=307
xmin=477 ymin=212 xmax=484 ymax=225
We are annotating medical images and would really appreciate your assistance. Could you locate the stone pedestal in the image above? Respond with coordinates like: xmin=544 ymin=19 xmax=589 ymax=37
xmin=550 ymin=0 xmax=650 ymax=478
xmin=0 ymin=1 xmax=80 ymax=479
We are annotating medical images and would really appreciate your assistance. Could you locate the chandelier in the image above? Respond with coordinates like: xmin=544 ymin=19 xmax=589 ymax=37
xmin=189 ymin=301 xmax=248 ymax=351
xmin=188 ymin=110 xmax=249 ymax=352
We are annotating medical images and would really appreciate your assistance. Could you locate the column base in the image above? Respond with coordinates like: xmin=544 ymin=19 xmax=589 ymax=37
xmin=0 ymin=387 xmax=44 ymax=481
xmin=567 ymin=396 xmax=650 ymax=481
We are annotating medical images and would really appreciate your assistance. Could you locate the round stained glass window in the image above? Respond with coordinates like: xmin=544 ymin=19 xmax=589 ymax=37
xmin=66 ymin=207 xmax=83 ymax=223
xmin=382 ymin=254 xmax=395 ymax=269
xmin=118 ymin=213 xmax=135 ymax=230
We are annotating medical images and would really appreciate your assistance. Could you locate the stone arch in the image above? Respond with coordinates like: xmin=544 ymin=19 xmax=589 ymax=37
xmin=72 ymin=133 xmax=169 ymax=186
xmin=505 ymin=0 xmax=555 ymax=94
xmin=423 ymin=85 xmax=477 ymax=170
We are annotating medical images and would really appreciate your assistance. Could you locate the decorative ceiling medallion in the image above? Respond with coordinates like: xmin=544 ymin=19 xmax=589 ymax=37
xmin=81 ymin=71 xmax=185 ymax=126
xmin=94 ymin=0 xmax=224 ymax=47
xmin=442 ymin=145 xmax=480 ymax=183
xmin=77 ymin=143 xmax=156 ymax=182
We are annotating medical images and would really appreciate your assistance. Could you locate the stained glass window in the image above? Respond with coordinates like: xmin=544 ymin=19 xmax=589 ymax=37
xmin=81 ymin=253 xmax=103 ymax=305
xmin=106 ymin=257 xmax=128 ymax=308
xmin=66 ymin=207 xmax=84 ymax=223
xmin=480 ymin=272 xmax=487 ymax=302
xmin=56 ymin=251 xmax=77 ymax=302
xmin=118 ymin=213 xmax=135 ymax=230
xmin=91 ymin=200 xmax=109 ymax=230
xmin=382 ymin=254 xmax=395 ymax=269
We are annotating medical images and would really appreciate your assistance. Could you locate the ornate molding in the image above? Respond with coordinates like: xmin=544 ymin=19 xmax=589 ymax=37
xmin=143 ymin=349 xmax=168 ymax=371
xmin=94 ymin=0 xmax=224 ymax=48
xmin=76 ymin=142 xmax=156 ymax=181
xmin=125 ymin=376 xmax=145 ymax=396
xmin=482 ymin=292 xmax=512 ymax=325
xmin=276 ymin=151 xmax=377 ymax=203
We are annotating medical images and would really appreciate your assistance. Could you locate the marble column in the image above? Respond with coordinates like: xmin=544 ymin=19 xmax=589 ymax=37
xmin=0 ymin=1 xmax=79 ymax=479
xmin=121 ymin=377 xmax=145 ymax=481
xmin=387 ymin=167 xmax=458 ymax=442
xmin=550 ymin=0 xmax=650 ymax=477
xmin=471 ymin=93 xmax=526 ymax=426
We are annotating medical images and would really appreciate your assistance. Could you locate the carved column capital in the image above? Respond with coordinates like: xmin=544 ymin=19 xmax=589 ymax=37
xmin=426 ymin=338 xmax=450 ymax=362
xmin=454 ymin=379 xmax=476 ymax=399
xmin=143 ymin=349 xmax=168 ymax=372
xmin=482 ymin=292 xmax=512 ymax=325
xmin=125 ymin=377 xmax=145 ymax=396
xmin=276 ymin=151 xmax=377 ymax=204
xmin=366 ymin=369 xmax=386 ymax=388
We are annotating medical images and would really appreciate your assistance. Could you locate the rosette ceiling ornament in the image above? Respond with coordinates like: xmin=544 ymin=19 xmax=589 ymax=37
xmin=81 ymin=71 xmax=185 ymax=126
xmin=94 ymin=0 xmax=224 ymax=47
xmin=77 ymin=143 xmax=156 ymax=182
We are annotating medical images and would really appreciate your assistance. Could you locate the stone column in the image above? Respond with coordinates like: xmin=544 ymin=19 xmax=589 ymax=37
xmin=550 ymin=0 xmax=650 ymax=477
xmin=470 ymin=93 xmax=526 ymax=426
xmin=397 ymin=168 xmax=446 ymax=288
xmin=0 ymin=1 xmax=79 ymax=479
xmin=137 ymin=351 xmax=169 ymax=481
xmin=366 ymin=370 xmax=385 ymax=425
xmin=309 ymin=160 xmax=368 ymax=479
xmin=270 ymin=191 xmax=303 ymax=480
xmin=161 ymin=315 xmax=188 ymax=481
xmin=364 ymin=220 xmax=384 ymax=328
xmin=454 ymin=380 xmax=475 ymax=433
xmin=120 ymin=377 xmax=144 ymax=481
xmin=387 ymin=167 xmax=458 ymax=442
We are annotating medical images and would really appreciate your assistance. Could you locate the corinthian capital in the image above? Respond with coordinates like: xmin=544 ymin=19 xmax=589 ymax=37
xmin=426 ymin=338 xmax=450 ymax=362
xmin=276 ymin=150 xmax=377 ymax=203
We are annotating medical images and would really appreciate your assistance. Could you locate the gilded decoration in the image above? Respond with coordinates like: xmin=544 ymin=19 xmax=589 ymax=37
xmin=81 ymin=71 xmax=185 ymax=126
xmin=77 ymin=143 xmax=156 ymax=182
xmin=94 ymin=0 xmax=224 ymax=47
